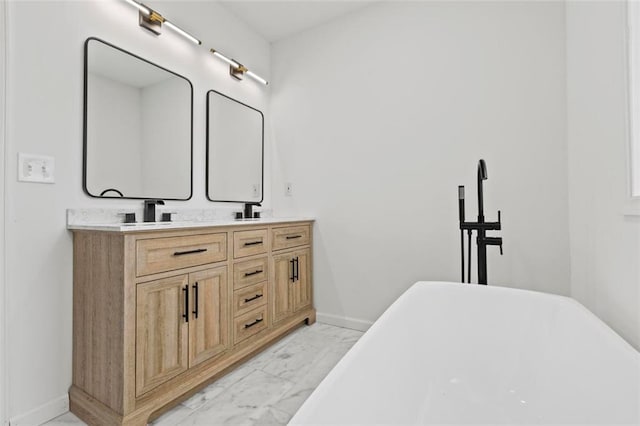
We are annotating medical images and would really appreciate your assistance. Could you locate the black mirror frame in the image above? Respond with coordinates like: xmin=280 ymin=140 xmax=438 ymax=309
xmin=205 ymin=89 xmax=264 ymax=204
xmin=82 ymin=37 xmax=194 ymax=201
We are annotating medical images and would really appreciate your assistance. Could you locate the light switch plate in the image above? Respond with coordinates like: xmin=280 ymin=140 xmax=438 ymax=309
xmin=18 ymin=153 xmax=55 ymax=183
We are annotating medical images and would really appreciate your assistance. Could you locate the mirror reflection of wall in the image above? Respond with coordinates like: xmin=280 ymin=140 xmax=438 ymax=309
xmin=84 ymin=38 xmax=193 ymax=200
xmin=207 ymin=90 xmax=264 ymax=203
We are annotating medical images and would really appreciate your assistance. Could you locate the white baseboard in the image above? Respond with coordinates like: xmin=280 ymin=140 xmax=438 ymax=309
xmin=9 ymin=394 xmax=68 ymax=426
xmin=316 ymin=312 xmax=373 ymax=332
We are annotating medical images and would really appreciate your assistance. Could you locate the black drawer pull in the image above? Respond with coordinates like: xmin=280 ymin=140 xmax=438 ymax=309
xmin=192 ymin=282 xmax=199 ymax=319
xmin=285 ymin=235 xmax=302 ymax=240
xmin=244 ymin=270 xmax=263 ymax=277
xmin=243 ymin=240 xmax=263 ymax=247
xmin=244 ymin=293 xmax=263 ymax=303
xmin=244 ymin=317 xmax=263 ymax=329
xmin=174 ymin=248 xmax=208 ymax=256
xmin=182 ymin=285 xmax=189 ymax=322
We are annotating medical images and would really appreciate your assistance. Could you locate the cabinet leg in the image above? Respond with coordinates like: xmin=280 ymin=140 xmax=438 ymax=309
xmin=305 ymin=309 xmax=316 ymax=325
xmin=122 ymin=412 xmax=151 ymax=426
xmin=69 ymin=386 xmax=151 ymax=426
xmin=69 ymin=387 xmax=125 ymax=426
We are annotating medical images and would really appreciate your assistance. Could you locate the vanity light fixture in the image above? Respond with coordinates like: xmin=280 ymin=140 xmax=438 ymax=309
xmin=123 ymin=0 xmax=150 ymax=15
xmin=123 ymin=0 xmax=202 ymax=45
xmin=210 ymin=49 xmax=269 ymax=85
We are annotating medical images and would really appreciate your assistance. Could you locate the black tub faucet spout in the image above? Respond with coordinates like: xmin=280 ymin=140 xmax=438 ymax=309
xmin=458 ymin=159 xmax=503 ymax=285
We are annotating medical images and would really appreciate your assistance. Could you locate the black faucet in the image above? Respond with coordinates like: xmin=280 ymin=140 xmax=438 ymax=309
xmin=458 ymin=160 xmax=503 ymax=285
xmin=143 ymin=199 xmax=165 ymax=222
xmin=243 ymin=202 xmax=261 ymax=219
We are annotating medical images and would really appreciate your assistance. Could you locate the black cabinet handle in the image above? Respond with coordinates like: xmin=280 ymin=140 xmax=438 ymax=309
xmin=182 ymin=285 xmax=189 ymax=322
xmin=286 ymin=235 xmax=302 ymax=240
xmin=243 ymin=240 xmax=263 ymax=247
xmin=290 ymin=258 xmax=295 ymax=281
xmin=244 ymin=270 xmax=263 ymax=277
xmin=295 ymin=256 xmax=299 ymax=282
xmin=244 ymin=293 xmax=263 ymax=303
xmin=192 ymin=282 xmax=199 ymax=319
xmin=174 ymin=248 xmax=208 ymax=256
xmin=244 ymin=317 xmax=264 ymax=329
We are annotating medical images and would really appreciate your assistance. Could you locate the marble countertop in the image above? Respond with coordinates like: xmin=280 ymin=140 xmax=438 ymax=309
xmin=67 ymin=217 xmax=314 ymax=232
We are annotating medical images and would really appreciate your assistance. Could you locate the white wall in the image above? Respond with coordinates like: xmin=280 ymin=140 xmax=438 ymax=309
xmin=4 ymin=1 xmax=269 ymax=422
xmin=0 ymin=0 xmax=7 ymax=423
xmin=271 ymin=1 xmax=570 ymax=327
xmin=566 ymin=1 xmax=640 ymax=350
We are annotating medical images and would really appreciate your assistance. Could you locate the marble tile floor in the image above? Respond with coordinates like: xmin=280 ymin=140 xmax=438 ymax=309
xmin=47 ymin=323 xmax=363 ymax=426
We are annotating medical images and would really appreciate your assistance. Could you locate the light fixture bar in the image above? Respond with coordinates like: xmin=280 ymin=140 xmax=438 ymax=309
xmin=246 ymin=70 xmax=268 ymax=86
xmin=121 ymin=0 xmax=265 ymax=84
xmin=210 ymin=50 xmax=240 ymax=68
xmin=164 ymin=20 xmax=201 ymax=45
xmin=123 ymin=0 xmax=201 ymax=45
xmin=123 ymin=0 xmax=150 ymax=15
xmin=210 ymin=48 xmax=268 ymax=85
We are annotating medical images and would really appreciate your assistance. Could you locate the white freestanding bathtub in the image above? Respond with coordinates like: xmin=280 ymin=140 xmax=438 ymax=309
xmin=290 ymin=281 xmax=640 ymax=425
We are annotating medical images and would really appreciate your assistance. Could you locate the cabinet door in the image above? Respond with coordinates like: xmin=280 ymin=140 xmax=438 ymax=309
xmin=292 ymin=249 xmax=312 ymax=313
xmin=136 ymin=274 xmax=189 ymax=397
xmin=272 ymin=252 xmax=294 ymax=324
xmin=189 ymin=266 xmax=229 ymax=368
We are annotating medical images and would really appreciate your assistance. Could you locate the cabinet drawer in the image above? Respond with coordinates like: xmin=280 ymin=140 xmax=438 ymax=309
xmin=136 ymin=233 xmax=227 ymax=277
xmin=272 ymin=225 xmax=310 ymax=251
xmin=233 ymin=281 xmax=267 ymax=318
xmin=233 ymin=229 xmax=268 ymax=259
xmin=234 ymin=305 xmax=268 ymax=345
xmin=233 ymin=257 xmax=268 ymax=290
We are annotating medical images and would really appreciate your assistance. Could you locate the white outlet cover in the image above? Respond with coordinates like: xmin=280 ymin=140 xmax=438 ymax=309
xmin=18 ymin=153 xmax=55 ymax=184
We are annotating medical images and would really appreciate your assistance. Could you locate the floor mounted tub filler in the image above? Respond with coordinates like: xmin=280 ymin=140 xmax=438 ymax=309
xmin=290 ymin=282 xmax=640 ymax=425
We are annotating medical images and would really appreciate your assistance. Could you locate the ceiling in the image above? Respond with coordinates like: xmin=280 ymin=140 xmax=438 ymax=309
xmin=218 ymin=1 xmax=376 ymax=43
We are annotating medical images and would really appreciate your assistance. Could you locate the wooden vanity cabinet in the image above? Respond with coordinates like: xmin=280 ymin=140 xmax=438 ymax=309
xmin=271 ymin=225 xmax=312 ymax=325
xmin=135 ymin=266 xmax=229 ymax=396
xmin=135 ymin=274 xmax=190 ymax=397
xmin=187 ymin=267 xmax=229 ymax=367
xmin=70 ymin=221 xmax=314 ymax=426
xmin=272 ymin=248 xmax=312 ymax=324
xmin=291 ymin=249 xmax=312 ymax=312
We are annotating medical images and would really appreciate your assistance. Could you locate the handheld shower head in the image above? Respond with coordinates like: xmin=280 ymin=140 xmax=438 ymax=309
xmin=458 ymin=185 xmax=466 ymax=223
xmin=477 ymin=159 xmax=488 ymax=220
xmin=478 ymin=159 xmax=488 ymax=181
